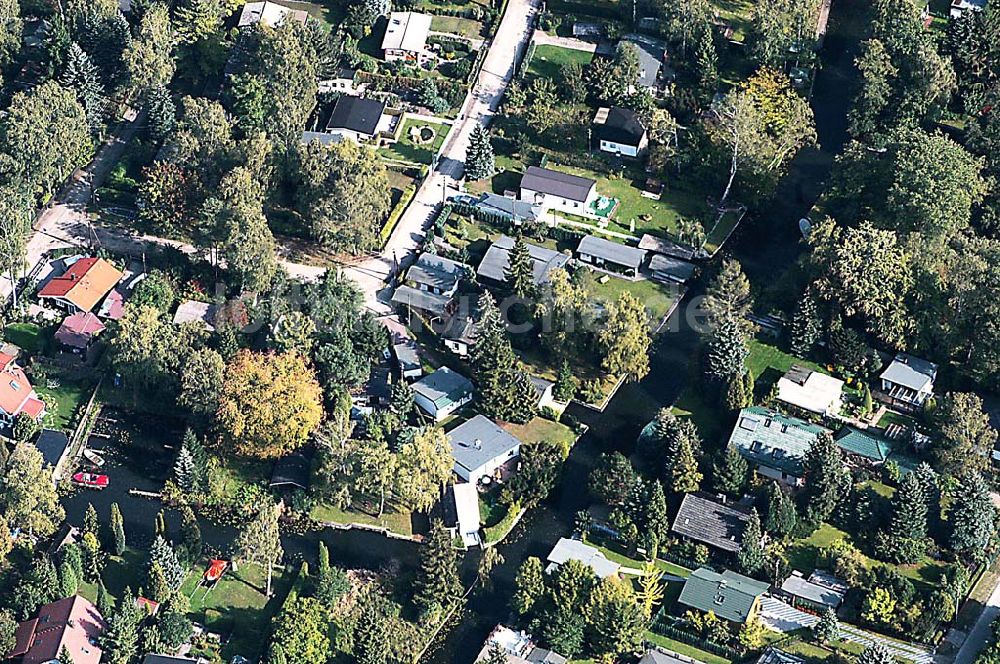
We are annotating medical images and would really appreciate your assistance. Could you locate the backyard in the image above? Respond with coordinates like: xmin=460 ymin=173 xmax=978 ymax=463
xmin=4 ymin=322 xmax=47 ymax=354
xmin=379 ymin=117 xmax=451 ymax=165
xmin=526 ymin=44 xmax=594 ymax=81
xmin=502 ymin=416 xmax=578 ymax=457
xmin=35 ymin=375 xmax=92 ymax=432
xmin=430 ymin=14 xmax=485 ymax=38
xmin=311 ymin=498 xmax=415 ymax=537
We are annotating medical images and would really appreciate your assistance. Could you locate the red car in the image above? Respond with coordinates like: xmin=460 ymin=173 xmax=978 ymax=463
xmin=72 ymin=472 xmax=109 ymax=489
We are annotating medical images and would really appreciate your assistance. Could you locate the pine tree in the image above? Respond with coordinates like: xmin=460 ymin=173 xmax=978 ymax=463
xmin=713 ymin=447 xmax=748 ymax=496
xmin=644 ymin=481 xmax=670 ymax=555
xmin=471 ymin=292 xmax=534 ymax=422
xmin=801 ymin=433 xmax=847 ymax=525
xmin=389 ymin=380 xmax=414 ymax=418
xmin=413 ymin=519 xmax=460 ymax=616
xmin=101 ymin=587 xmax=140 ymax=664
xmin=857 ymin=642 xmax=897 ymax=664
xmin=705 ymin=315 xmax=749 ymax=382
xmin=60 ymin=42 xmax=105 ymax=133
xmin=174 ymin=446 xmax=196 ymax=492
xmin=110 ymin=503 xmax=126 ymax=557
xmin=84 ymin=503 xmax=99 ymax=540
xmin=813 ymin=607 xmax=839 ymax=643
xmin=670 ymin=431 xmax=702 ymax=494
xmin=58 ymin=646 xmax=74 ymax=664
xmin=147 ymin=561 xmax=171 ymax=603
xmin=764 ymin=483 xmax=799 ymax=537
xmin=877 ymin=471 xmax=927 ymax=564
xmin=505 ymin=235 xmax=535 ymax=299
xmin=509 ymin=370 xmax=539 ymax=424
xmin=788 ymin=291 xmax=822 ymax=356
xmin=737 ymin=509 xmax=766 ymax=576
xmin=96 ymin=577 xmax=112 ymax=616
xmin=949 ymin=472 xmax=995 ymax=558
xmin=147 ymin=536 xmax=185 ymax=592
xmin=464 ymin=122 xmax=495 ymax=181
xmin=146 ymin=84 xmax=176 ymax=141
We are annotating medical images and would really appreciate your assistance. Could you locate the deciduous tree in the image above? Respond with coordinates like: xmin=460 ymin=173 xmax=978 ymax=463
xmin=0 ymin=444 xmax=65 ymax=536
xmin=235 ymin=502 xmax=283 ymax=596
xmin=598 ymin=291 xmax=651 ymax=381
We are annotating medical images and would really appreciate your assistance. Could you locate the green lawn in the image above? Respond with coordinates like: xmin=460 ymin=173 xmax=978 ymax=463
xmin=702 ymin=208 xmax=744 ymax=256
xmin=78 ymin=547 xmax=147 ymax=605
xmin=586 ymin=273 xmax=682 ymax=324
xmin=430 ymin=14 xmax=484 ymax=38
xmin=644 ymin=631 xmax=732 ymax=664
xmin=311 ymin=499 xmax=414 ymax=537
xmin=502 ymin=417 xmax=578 ymax=457
xmin=582 ymin=534 xmax=694 ymax=577
xmin=786 ymin=522 xmax=850 ymax=572
xmin=35 ymin=378 xmax=91 ymax=432
xmin=4 ymin=322 xmax=46 ymax=354
xmin=877 ymin=410 xmax=917 ymax=429
xmin=379 ymin=118 xmax=450 ymax=165
xmin=527 ymin=44 xmax=594 ymax=81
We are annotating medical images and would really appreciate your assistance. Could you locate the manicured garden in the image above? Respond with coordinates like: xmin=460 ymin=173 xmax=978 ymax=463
xmin=35 ymin=376 xmax=92 ymax=432
xmin=379 ymin=117 xmax=451 ymax=165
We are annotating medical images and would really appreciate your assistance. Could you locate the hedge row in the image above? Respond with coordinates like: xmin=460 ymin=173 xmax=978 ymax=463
xmin=648 ymin=618 xmax=743 ymax=659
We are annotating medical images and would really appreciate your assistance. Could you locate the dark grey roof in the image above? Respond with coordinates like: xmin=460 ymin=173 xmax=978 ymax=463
xmin=637 ymin=233 xmax=697 ymax=260
xmin=757 ymin=649 xmax=806 ymax=664
xmin=477 ymin=235 xmax=570 ymax=285
xmin=880 ymin=353 xmax=938 ymax=392
xmin=406 ymin=252 xmax=466 ymax=291
xmin=639 ymin=648 xmax=707 ymax=664
xmin=34 ymin=429 xmax=69 ymax=469
xmin=476 ymin=193 xmax=542 ymax=221
xmin=393 ymin=340 xmax=421 ymax=372
xmin=391 ymin=285 xmax=452 ymax=316
xmin=594 ymin=106 xmax=646 ymax=146
xmin=527 ymin=647 xmax=569 ymax=664
xmin=448 ymin=414 xmax=522 ymax=474
xmin=327 ymin=96 xmax=386 ymax=136
xmin=270 ymin=451 xmax=311 ymax=490
xmin=678 ymin=567 xmax=770 ymax=623
xmin=143 ymin=656 xmax=198 ymax=664
xmin=336 ymin=67 xmax=356 ymax=79
xmin=440 ymin=306 xmax=478 ymax=345
xmin=671 ymin=493 xmax=750 ymax=553
xmin=520 ymin=166 xmax=596 ymax=203
xmin=576 ymin=235 xmax=647 ymax=269
xmin=649 ymin=254 xmax=697 ymax=284
xmin=412 ymin=367 xmax=474 ymax=409
xmin=623 ymin=37 xmax=663 ymax=88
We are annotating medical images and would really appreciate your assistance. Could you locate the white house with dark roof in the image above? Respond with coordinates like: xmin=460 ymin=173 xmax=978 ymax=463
xmin=391 ymin=253 xmax=469 ymax=321
xmin=576 ymin=234 xmax=647 ymax=279
xmin=476 ymin=235 xmax=571 ymax=287
xmin=778 ymin=570 xmax=847 ymax=612
xmin=950 ymin=0 xmax=987 ymax=18
xmin=324 ymin=96 xmax=395 ymax=144
xmin=412 ymin=366 xmax=474 ymax=421
xmin=381 ymin=12 xmax=433 ymax=64
xmin=448 ymin=414 xmax=522 ymax=484
xmin=878 ymin=353 xmax=937 ymax=411
xmin=519 ymin=166 xmax=598 ymax=217
xmin=593 ymin=106 xmax=648 ymax=157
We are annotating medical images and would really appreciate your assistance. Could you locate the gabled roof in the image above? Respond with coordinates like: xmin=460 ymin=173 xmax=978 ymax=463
xmin=448 ymin=414 xmax=522 ymax=474
xmin=237 ymin=1 xmax=308 ymax=27
xmin=406 ymin=253 xmax=467 ymax=291
xmin=391 ymin=284 xmax=453 ymax=316
xmin=880 ymin=353 xmax=938 ymax=392
xmin=520 ymin=166 xmax=596 ymax=203
xmin=637 ymin=233 xmax=697 ymax=260
xmin=476 ymin=193 xmax=543 ymax=221
xmin=545 ymin=537 xmax=621 ymax=578
xmin=678 ymin=568 xmax=770 ymax=623
xmin=381 ymin=12 xmax=432 ymax=52
xmin=477 ymin=235 xmax=571 ymax=285
xmin=327 ymin=96 xmax=387 ymax=136
xmin=54 ymin=312 xmax=106 ymax=349
xmin=640 ymin=648 xmax=708 ymax=664
xmin=14 ymin=595 xmax=106 ymax=664
xmin=671 ymin=493 xmax=750 ymax=553
xmin=623 ymin=37 xmax=664 ymax=88
xmin=833 ymin=426 xmax=892 ymax=462
xmin=576 ymin=234 xmax=647 ymax=269
xmin=757 ymin=649 xmax=806 ymax=664
xmin=38 ymin=257 xmax=123 ymax=312
xmin=593 ymin=106 xmax=646 ymax=146
xmin=649 ymin=254 xmax=697 ymax=284
xmin=172 ymin=300 xmax=217 ymax=331
xmin=0 ymin=352 xmax=42 ymax=419
xmin=779 ymin=571 xmax=845 ymax=609
xmin=727 ymin=407 xmax=830 ymax=476
xmin=413 ymin=366 xmax=473 ymax=409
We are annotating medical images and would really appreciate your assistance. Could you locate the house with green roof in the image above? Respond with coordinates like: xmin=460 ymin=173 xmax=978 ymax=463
xmin=678 ymin=568 xmax=770 ymax=623
xmin=833 ymin=426 xmax=892 ymax=465
xmin=726 ymin=407 xmax=830 ymax=486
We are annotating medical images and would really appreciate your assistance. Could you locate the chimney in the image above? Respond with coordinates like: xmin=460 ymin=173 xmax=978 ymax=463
xmin=474 ymin=439 xmax=482 ymax=450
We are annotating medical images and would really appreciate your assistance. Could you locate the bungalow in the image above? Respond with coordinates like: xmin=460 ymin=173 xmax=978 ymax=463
xmin=475 ymin=625 xmax=568 ymax=664
xmin=448 ymin=414 xmax=522 ymax=484
xmin=622 ymin=36 xmax=666 ymax=93
xmin=391 ymin=285 xmax=455 ymax=320
xmin=950 ymin=0 xmax=986 ymax=17
xmin=476 ymin=235 xmax=571 ymax=287
xmin=38 ymin=257 xmax=123 ymax=314
xmin=545 ymin=537 xmax=621 ymax=578
xmin=319 ymin=68 xmax=363 ymax=95
xmin=576 ymin=234 xmax=647 ymax=279
xmin=443 ymin=482 xmax=481 ymax=548
xmin=531 ymin=376 xmax=555 ymax=410
xmin=412 ymin=366 xmax=474 ymax=421
xmin=778 ymin=570 xmax=848 ymax=612
xmin=473 ymin=193 xmax=543 ymax=223
xmin=325 ymin=96 xmax=395 ymax=144
xmin=393 ymin=340 xmax=422 ymax=379
xmin=878 ymin=353 xmax=937 ymax=412
xmin=5 ymin=595 xmax=106 ymax=664
xmin=648 ymin=254 xmax=697 ymax=285
xmin=671 ymin=493 xmax=750 ymax=554
xmin=54 ymin=312 xmax=105 ymax=353
xmin=0 ymin=352 xmax=45 ymax=426
xmin=678 ymin=568 xmax=770 ymax=624
xmin=727 ymin=407 xmax=830 ymax=486
xmin=592 ymin=106 xmax=648 ymax=157
xmin=237 ymin=0 xmax=308 ymax=27
xmin=832 ymin=426 xmax=892 ymax=466
xmin=519 ymin=166 xmax=598 ymax=217
xmin=381 ymin=12 xmax=433 ymax=65
xmin=440 ymin=305 xmax=478 ymax=357
xmin=404 ymin=252 xmax=466 ymax=296
xmin=172 ymin=300 xmax=217 ymax=331
xmin=776 ymin=365 xmax=844 ymax=416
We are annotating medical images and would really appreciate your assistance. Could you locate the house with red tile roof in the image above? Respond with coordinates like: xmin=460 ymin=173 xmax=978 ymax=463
xmin=0 ymin=352 xmax=45 ymax=426
xmin=4 ymin=595 xmax=106 ymax=664
xmin=38 ymin=257 xmax=123 ymax=313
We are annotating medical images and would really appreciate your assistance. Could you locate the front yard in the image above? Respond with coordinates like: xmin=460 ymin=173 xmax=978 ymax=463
xmin=379 ymin=117 xmax=450 ymax=165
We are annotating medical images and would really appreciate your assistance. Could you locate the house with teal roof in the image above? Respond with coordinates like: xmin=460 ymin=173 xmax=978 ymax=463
xmin=727 ymin=407 xmax=830 ymax=486
xmin=833 ymin=426 xmax=892 ymax=465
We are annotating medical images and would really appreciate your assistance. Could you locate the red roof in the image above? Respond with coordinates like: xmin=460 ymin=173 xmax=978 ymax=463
xmin=38 ymin=258 xmax=123 ymax=312
xmin=55 ymin=313 xmax=106 ymax=349
xmin=11 ymin=596 xmax=105 ymax=664
xmin=0 ymin=354 xmax=43 ymax=420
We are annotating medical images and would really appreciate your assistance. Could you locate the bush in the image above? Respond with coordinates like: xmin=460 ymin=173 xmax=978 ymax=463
xmin=539 ymin=406 xmax=559 ymax=421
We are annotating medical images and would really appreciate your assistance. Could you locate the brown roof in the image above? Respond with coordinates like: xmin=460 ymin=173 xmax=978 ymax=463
xmin=16 ymin=595 xmax=106 ymax=664
xmin=39 ymin=258 xmax=123 ymax=312
xmin=54 ymin=313 xmax=106 ymax=349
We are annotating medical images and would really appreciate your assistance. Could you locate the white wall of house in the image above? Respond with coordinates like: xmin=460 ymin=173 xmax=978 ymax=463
xmin=414 ymin=392 xmax=472 ymax=422
xmin=327 ymin=127 xmax=372 ymax=144
xmin=443 ymin=338 xmax=471 ymax=357
xmin=456 ymin=444 xmax=521 ymax=484
xmin=519 ymin=187 xmax=598 ymax=218
xmin=755 ymin=463 xmax=804 ymax=487
xmin=598 ymin=134 xmax=648 ymax=158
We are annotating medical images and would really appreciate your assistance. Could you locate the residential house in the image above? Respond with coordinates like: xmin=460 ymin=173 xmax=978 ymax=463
xmin=531 ymin=376 xmax=555 ymax=410
xmin=443 ymin=482 xmax=481 ymax=548
xmin=381 ymin=12 xmax=433 ymax=64
xmin=832 ymin=426 xmax=892 ymax=467
xmin=576 ymin=234 xmax=647 ymax=279
xmin=38 ymin=257 xmax=123 ymax=314
xmin=97 ymin=265 xmax=144 ymax=321
xmin=519 ymin=166 xmax=598 ymax=217
xmin=476 ymin=235 xmax=571 ymax=287
xmin=172 ymin=300 xmax=218 ymax=331
xmin=639 ymin=648 xmax=708 ymax=664
xmin=352 ymin=366 xmax=392 ymax=416
xmin=778 ymin=570 xmax=848 ymax=612
xmin=648 ymin=254 xmax=697 ymax=285
xmin=0 ymin=352 xmax=45 ymax=426
xmin=237 ymin=0 xmax=308 ymax=27
xmin=448 ymin=414 xmax=521 ymax=484
xmin=324 ymin=95 xmax=395 ymax=144
xmin=776 ymin=365 xmax=844 ymax=416
xmin=727 ymin=407 xmax=831 ymax=486
xmin=545 ymin=537 xmax=621 ymax=578
xmin=392 ymin=253 xmax=468 ymax=322
xmin=319 ymin=68 xmax=363 ymax=94
xmin=678 ymin=568 xmax=770 ymax=624
xmin=33 ymin=429 xmax=71 ymax=480
xmin=757 ymin=649 xmax=806 ymax=664
xmin=622 ymin=36 xmax=666 ymax=93
xmin=474 ymin=193 xmax=543 ymax=223
xmin=440 ymin=303 xmax=478 ymax=358
xmin=592 ymin=106 xmax=648 ymax=157
xmin=412 ymin=366 xmax=474 ymax=421
xmin=475 ymin=625 xmax=568 ymax=664
xmin=878 ymin=353 xmax=937 ymax=412
xmin=670 ymin=493 xmax=750 ymax=554
xmin=380 ymin=315 xmax=423 ymax=379
xmin=950 ymin=0 xmax=987 ymax=18
xmin=638 ymin=233 xmax=698 ymax=260
xmin=54 ymin=312 xmax=105 ymax=353
xmin=5 ymin=595 xmax=106 ymax=664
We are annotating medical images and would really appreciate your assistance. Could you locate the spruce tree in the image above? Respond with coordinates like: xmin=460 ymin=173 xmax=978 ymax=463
xmin=465 ymin=122 xmax=495 ymax=181
xmin=180 ymin=429 xmax=209 ymax=493
xmin=471 ymin=292 xmax=534 ymax=422
xmin=505 ymin=235 xmax=535 ymax=299
xmin=58 ymin=646 xmax=74 ymax=664
xmin=694 ymin=26 xmax=718 ymax=95
xmin=949 ymin=472 xmax=995 ymax=558
xmin=58 ymin=559 xmax=79 ymax=597
xmin=110 ymin=503 xmax=126 ymax=557
xmin=713 ymin=447 xmax=748 ymax=496
xmin=512 ymin=556 xmax=545 ymax=615
xmin=147 ymin=561 xmax=171 ymax=603
xmin=84 ymin=503 xmax=99 ymax=540
xmin=354 ymin=591 xmax=391 ymax=664
xmin=877 ymin=471 xmax=927 ymax=564
xmin=813 ymin=607 xmax=840 ymax=643
xmin=413 ymin=519 xmax=460 ymax=616
xmin=723 ymin=371 xmax=748 ymax=412
xmin=553 ymin=360 xmax=577 ymax=402
xmin=764 ymin=482 xmax=798 ymax=537
xmin=644 ymin=481 xmax=670 ymax=555
xmin=60 ymin=42 xmax=105 ymax=133
xmin=96 ymin=577 xmax=112 ymax=616
xmin=174 ymin=447 xmax=196 ymax=492
xmin=670 ymin=431 xmax=702 ymax=494
xmin=389 ymin=380 xmax=414 ymax=418
xmin=147 ymin=536 xmax=185 ymax=591
xmin=509 ymin=370 xmax=539 ymax=424
xmin=101 ymin=587 xmax=140 ymax=664
xmin=146 ymin=84 xmax=176 ymax=141
xmin=178 ymin=506 xmax=202 ymax=565
xmin=705 ymin=314 xmax=749 ymax=382
xmin=857 ymin=642 xmax=897 ymax=664
xmin=788 ymin=291 xmax=822 ymax=356
xmin=801 ymin=433 xmax=847 ymax=525
xmin=737 ymin=509 xmax=766 ymax=576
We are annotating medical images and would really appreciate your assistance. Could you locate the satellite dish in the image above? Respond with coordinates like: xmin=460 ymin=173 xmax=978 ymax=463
xmin=799 ymin=218 xmax=812 ymax=239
